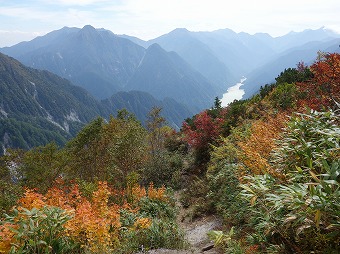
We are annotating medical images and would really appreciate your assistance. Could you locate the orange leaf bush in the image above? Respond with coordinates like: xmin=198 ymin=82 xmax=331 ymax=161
xmin=147 ymin=182 xmax=167 ymax=201
xmin=297 ymin=53 xmax=340 ymax=110
xmin=0 ymin=179 xmax=170 ymax=253
xmin=130 ymin=182 xmax=167 ymax=204
xmin=134 ymin=217 xmax=152 ymax=229
xmin=237 ymin=113 xmax=288 ymax=176
xmin=17 ymin=188 xmax=46 ymax=210
xmin=0 ymin=222 xmax=16 ymax=253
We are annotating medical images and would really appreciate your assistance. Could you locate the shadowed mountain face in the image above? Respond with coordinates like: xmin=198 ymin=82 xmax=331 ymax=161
xmin=101 ymin=90 xmax=192 ymax=129
xmin=0 ymin=52 xmax=102 ymax=151
xmin=0 ymin=52 xmax=193 ymax=153
xmin=146 ymin=28 xmax=235 ymax=91
xmin=126 ymin=43 xmax=218 ymax=113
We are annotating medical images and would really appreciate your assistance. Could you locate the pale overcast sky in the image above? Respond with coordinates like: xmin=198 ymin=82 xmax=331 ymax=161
xmin=0 ymin=0 xmax=340 ymax=47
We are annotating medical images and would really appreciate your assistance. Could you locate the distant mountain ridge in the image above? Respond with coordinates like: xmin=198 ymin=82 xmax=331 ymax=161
xmin=145 ymin=28 xmax=235 ymax=91
xmin=1 ymin=25 xmax=146 ymax=99
xmin=120 ymin=26 xmax=340 ymax=96
xmin=1 ymin=25 xmax=340 ymax=153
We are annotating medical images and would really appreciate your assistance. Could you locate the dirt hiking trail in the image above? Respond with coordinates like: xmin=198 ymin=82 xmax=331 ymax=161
xmin=145 ymin=192 xmax=222 ymax=254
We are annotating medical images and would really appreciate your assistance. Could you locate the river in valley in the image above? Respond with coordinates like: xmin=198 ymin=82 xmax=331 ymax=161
xmin=221 ymin=77 xmax=246 ymax=107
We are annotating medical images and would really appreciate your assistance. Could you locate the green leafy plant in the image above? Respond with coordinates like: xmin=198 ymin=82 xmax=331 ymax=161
xmin=1 ymin=206 xmax=75 ymax=254
xmin=241 ymin=107 xmax=340 ymax=252
xmin=208 ymin=227 xmax=245 ymax=254
xmin=118 ymin=194 xmax=186 ymax=253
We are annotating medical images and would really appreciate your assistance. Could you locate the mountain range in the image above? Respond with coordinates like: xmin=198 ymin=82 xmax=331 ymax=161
xmin=3 ymin=26 xmax=340 ymax=108
xmin=0 ymin=53 xmax=191 ymax=153
xmin=124 ymin=26 xmax=340 ymax=94
xmin=1 ymin=25 xmax=340 ymax=152
xmin=0 ymin=26 xmax=219 ymax=112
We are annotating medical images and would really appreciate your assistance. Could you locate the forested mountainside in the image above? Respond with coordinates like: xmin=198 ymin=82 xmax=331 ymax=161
xmin=0 ymin=21 xmax=340 ymax=252
xmin=1 ymin=51 xmax=339 ymax=253
xmin=101 ymin=90 xmax=192 ymax=129
xmin=0 ymin=52 xmax=101 ymax=151
xmin=178 ymin=52 xmax=340 ymax=253
xmin=0 ymin=52 xmax=192 ymax=153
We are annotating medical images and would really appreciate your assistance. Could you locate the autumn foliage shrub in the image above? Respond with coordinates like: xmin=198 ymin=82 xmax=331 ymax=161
xmin=237 ymin=113 xmax=288 ymax=176
xmin=182 ymin=110 xmax=223 ymax=164
xmin=297 ymin=53 xmax=340 ymax=110
xmin=268 ymin=82 xmax=297 ymax=110
xmin=0 ymin=181 xmax=122 ymax=253
xmin=119 ymin=184 xmax=185 ymax=253
xmin=203 ymin=53 xmax=340 ymax=253
xmin=0 ymin=180 xmax=183 ymax=254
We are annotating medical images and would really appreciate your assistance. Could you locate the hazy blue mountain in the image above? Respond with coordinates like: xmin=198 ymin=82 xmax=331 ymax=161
xmin=253 ymin=32 xmax=275 ymax=45
xmin=0 ymin=26 xmax=80 ymax=57
xmin=192 ymin=29 xmax=276 ymax=79
xmin=141 ymin=27 xmax=340 ymax=89
xmin=124 ymin=28 xmax=272 ymax=85
xmin=0 ymin=52 xmax=193 ymax=153
xmin=0 ymin=25 xmax=146 ymax=99
xmin=1 ymin=26 xmax=223 ymax=111
xmin=242 ymin=38 xmax=340 ymax=98
xmin=147 ymin=28 xmax=235 ymax=90
xmin=126 ymin=43 xmax=218 ymax=113
xmin=272 ymin=27 xmax=340 ymax=52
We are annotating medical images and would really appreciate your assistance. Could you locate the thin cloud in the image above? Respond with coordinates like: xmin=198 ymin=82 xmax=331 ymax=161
xmin=40 ymin=0 xmax=114 ymax=6
xmin=0 ymin=6 xmax=97 ymax=27
xmin=0 ymin=30 xmax=44 ymax=47
xmin=0 ymin=0 xmax=339 ymax=45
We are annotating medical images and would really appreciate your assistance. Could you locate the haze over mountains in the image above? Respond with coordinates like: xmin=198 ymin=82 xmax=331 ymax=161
xmin=1 ymin=25 xmax=340 ymax=152
xmin=124 ymin=26 xmax=340 ymax=94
